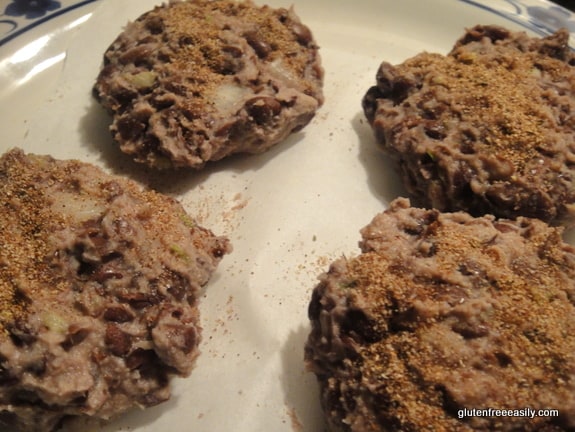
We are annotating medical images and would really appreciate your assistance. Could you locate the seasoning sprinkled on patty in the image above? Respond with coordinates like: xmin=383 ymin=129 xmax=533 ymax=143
xmin=306 ymin=198 xmax=575 ymax=432
xmin=0 ymin=148 xmax=231 ymax=432
xmin=362 ymin=25 xmax=575 ymax=226
xmin=93 ymin=0 xmax=324 ymax=169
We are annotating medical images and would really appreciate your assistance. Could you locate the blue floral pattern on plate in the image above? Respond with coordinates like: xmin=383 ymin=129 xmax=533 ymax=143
xmin=527 ymin=4 xmax=575 ymax=32
xmin=0 ymin=0 xmax=573 ymax=48
xmin=459 ymin=0 xmax=575 ymax=37
xmin=0 ymin=0 xmax=99 ymax=46
xmin=4 ymin=0 xmax=62 ymax=20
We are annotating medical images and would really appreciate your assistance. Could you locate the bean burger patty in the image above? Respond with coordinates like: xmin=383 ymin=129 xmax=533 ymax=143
xmin=0 ymin=148 xmax=230 ymax=431
xmin=93 ymin=0 xmax=324 ymax=169
xmin=362 ymin=25 xmax=575 ymax=226
xmin=306 ymin=198 xmax=575 ymax=431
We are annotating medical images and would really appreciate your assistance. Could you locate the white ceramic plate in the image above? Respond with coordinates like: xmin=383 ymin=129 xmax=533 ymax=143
xmin=1 ymin=0 xmax=574 ymax=431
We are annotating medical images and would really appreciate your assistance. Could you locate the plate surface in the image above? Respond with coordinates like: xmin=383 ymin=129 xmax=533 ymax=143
xmin=0 ymin=0 xmax=574 ymax=431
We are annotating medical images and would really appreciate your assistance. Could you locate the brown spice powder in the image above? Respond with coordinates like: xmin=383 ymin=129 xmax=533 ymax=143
xmin=0 ymin=154 xmax=67 ymax=335
xmin=341 ymin=216 xmax=575 ymax=429
xmin=156 ymin=0 xmax=310 ymax=112
xmin=407 ymin=50 xmax=571 ymax=171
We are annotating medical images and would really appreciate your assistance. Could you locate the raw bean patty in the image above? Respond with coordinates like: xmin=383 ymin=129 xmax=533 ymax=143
xmin=362 ymin=25 xmax=575 ymax=226
xmin=306 ymin=198 xmax=575 ymax=432
xmin=93 ymin=0 xmax=324 ymax=169
xmin=0 ymin=148 xmax=230 ymax=432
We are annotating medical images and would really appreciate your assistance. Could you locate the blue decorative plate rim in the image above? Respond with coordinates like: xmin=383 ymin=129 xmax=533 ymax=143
xmin=0 ymin=0 xmax=573 ymax=49
xmin=0 ymin=0 xmax=100 ymax=47
xmin=458 ymin=0 xmax=575 ymax=37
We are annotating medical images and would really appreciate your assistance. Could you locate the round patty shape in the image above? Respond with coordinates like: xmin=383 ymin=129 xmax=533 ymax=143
xmin=362 ymin=25 xmax=575 ymax=226
xmin=305 ymin=198 xmax=575 ymax=432
xmin=93 ymin=0 xmax=324 ymax=169
xmin=0 ymin=148 xmax=230 ymax=432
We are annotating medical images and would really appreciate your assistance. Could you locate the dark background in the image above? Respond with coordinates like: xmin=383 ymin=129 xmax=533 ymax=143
xmin=553 ymin=0 xmax=574 ymax=12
